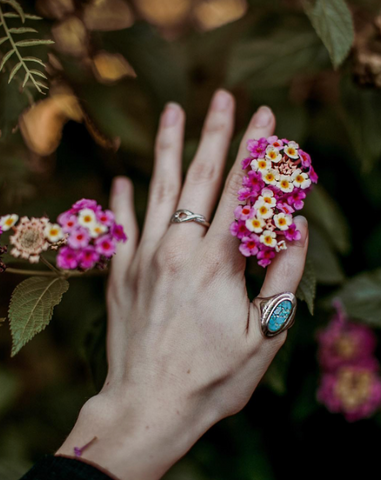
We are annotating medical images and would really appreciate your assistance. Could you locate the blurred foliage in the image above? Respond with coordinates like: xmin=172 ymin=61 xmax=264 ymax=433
xmin=0 ymin=0 xmax=381 ymax=478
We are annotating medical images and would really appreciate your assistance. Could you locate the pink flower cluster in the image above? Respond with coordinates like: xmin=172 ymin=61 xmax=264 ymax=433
xmin=230 ymin=136 xmax=317 ymax=267
xmin=56 ymin=199 xmax=127 ymax=271
xmin=317 ymin=302 xmax=381 ymax=422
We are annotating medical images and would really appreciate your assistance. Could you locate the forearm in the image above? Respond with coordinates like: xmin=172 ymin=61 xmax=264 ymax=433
xmin=55 ymin=392 xmax=212 ymax=480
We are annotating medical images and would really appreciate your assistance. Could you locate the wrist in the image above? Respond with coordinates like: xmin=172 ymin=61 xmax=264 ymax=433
xmin=56 ymin=389 xmax=212 ymax=480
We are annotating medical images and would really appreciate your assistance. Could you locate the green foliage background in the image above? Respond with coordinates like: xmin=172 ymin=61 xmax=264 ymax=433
xmin=0 ymin=0 xmax=381 ymax=478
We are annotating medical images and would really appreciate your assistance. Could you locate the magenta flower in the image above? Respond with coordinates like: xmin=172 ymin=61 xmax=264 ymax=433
xmin=309 ymin=166 xmax=318 ymax=184
xmin=112 ymin=224 xmax=127 ymax=243
xmin=237 ymin=187 xmax=254 ymax=202
xmin=230 ymin=220 xmax=250 ymax=239
xmin=234 ymin=205 xmax=254 ymax=221
xmin=55 ymin=198 xmax=127 ymax=271
xmin=247 ymin=137 xmax=267 ymax=159
xmin=71 ymin=199 xmax=100 ymax=213
xmin=239 ymin=235 xmax=259 ymax=257
xmin=257 ymin=248 xmax=276 ymax=267
xmin=241 ymin=157 xmax=252 ymax=169
xmin=58 ymin=212 xmax=78 ymax=233
xmin=244 ymin=170 xmax=265 ymax=193
xmin=267 ymin=135 xmax=283 ymax=148
xmin=78 ymin=247 xmax=100 ymax=270
xmin=317 ymin=309 xmax=377 ymax=372
xmin=287 ymin=189 xmax=306 ymax=210
xmin=95 ymin=235 xmax=116 ymax=257
xmin=277 ymin=202 xmax=295 ymax=215
xmin=299 ymin=149 xmax=311 ymax=168
xmin=57 ymin=246 xmax=79 ymax=270
xmin=97 ymin=210 xmax=115 ymax=227
xmin=68 ymin=227 xmax=90 ymax=249
xmin=284 ymin=223 xmax=301 ymax=241
xmin=317 ymin=365 xmax=381 ymax=422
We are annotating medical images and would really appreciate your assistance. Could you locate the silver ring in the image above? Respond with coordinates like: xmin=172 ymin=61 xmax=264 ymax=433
xmin=254 ymin=292 xmax=297 ymax=337
xmin=169 ymin=209 xmax=210 ymax=228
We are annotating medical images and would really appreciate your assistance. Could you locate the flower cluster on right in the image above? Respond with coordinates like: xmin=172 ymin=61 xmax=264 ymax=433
xmin=230 ymin=136 xmax=317 ymax=267
xmin=317 ymin=303 xmax=381 ymax=422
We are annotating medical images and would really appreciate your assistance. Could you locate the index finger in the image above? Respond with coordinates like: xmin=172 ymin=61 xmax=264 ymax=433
xmin=206 ymin=106 xmax=275 ymax=255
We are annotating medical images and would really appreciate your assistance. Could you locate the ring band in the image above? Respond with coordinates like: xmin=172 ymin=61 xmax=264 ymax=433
xmin=255 ymin=292 xmax=297 ymax=337
xmin=170 ymin=209 xmax=210 ymax=228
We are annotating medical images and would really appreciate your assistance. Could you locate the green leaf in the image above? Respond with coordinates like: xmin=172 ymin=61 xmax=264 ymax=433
xmin=29 ymin=69 xmax=47 ymax=79
xmin=296 ymin=259 xmax=316 ymax=315
xmin=304 ymin=0 xmax=354 ymax=68
xmin=0 ymin=49 xmax=14 ymax=71
xmin=341 ymin=77 xmax=381 ymax=172
xmin=0 ymin=37 xmax=8 ymax=45
xmin=14 ymin=39 xmax=54 ymax=47
xmin=2 ymin=12 xmax=42 ymax=20
xmin=303 ymin=185 xmax=350 ymax=254
xmin=308 ymin=224 xmax=345 ymax=285
xmin=23 ymin=56 xmax=45 ymax=67
xmin=34 ymin=80 xmax=48 ymax=89
xmin=21 ymin=70 xmax=28 ymax=88
xmin=323 ymin=269 xmax=381 ymax=327
xmin=9 ymin=276 xmax=69 ymax=356
xmin=8 ymin=60 xmax=22 ymax=83
xmin=8 ymin=27 xmax=38 ymax=34
xmin=0 ymin=0 xmax=25 ymax=23
xmin=225 ymin=25 xmax=329 ymax=88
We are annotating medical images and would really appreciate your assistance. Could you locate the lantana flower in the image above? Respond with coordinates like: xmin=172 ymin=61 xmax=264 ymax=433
xmin=316 ymin=302 xmax=381 ymax=421
xmin=56 ymin=199 xmax=126 ymax=270
xmin=0 ymin=214 xmax=19 ymax=231
xmin=10 ymin=217 xmax=50 ymax=263
xmin=230 ymin=136 xmax=316 ymax=267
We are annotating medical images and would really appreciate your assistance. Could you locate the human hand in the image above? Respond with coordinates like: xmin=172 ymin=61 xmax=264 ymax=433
xmin=56 ymin=90 xmax=309 ymax=479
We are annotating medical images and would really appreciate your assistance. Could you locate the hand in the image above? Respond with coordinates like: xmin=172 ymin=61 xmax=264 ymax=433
xmin=56 ymin=90 xmax=309 ymax=479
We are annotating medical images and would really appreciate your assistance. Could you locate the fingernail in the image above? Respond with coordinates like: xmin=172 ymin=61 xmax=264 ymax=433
xmin=212 ymin=89 xmax=231 ymax=111
xmin=162 ymin=103 xmax=180 ymax=127
xmin=112 ymin=176 xmax=127 ymax=194
xmin=252 ymin=106 xmax=272 ymax=128
xmin=294 ymin=216 xmax=308 ymax=247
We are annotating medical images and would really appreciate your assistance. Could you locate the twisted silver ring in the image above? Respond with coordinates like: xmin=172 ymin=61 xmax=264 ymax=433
xmin=169 ymin=209 xmax=210 ymax=228
xmin=254 ymin=292 xmax=297 ymax=338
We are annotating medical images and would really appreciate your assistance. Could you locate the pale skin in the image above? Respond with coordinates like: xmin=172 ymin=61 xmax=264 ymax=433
xmin=56 ymin=90 xmax=309 ymax=479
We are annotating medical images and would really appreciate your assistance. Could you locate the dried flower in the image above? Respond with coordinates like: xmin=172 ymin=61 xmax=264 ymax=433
xmin=10 ymin=217 xmax=50 ymax=263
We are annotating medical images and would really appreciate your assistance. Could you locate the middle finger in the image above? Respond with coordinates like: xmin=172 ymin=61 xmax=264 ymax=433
xmin=167 ymin=89 xmax=235 ymax=240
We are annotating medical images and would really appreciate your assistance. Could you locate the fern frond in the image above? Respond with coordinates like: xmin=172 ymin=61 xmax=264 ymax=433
xmin=0 ymin=1 xmax=53 ymax=94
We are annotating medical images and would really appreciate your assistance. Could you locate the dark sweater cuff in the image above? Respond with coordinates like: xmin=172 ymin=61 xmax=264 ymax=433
xmin=20 ymin=455 xmax=113 ymax=480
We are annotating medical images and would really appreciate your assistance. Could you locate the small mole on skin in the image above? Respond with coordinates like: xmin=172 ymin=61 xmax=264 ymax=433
xmin=187 ymin=369 xmax=191 ymax=374
xmin=145 ymin=425 xmax=149 ymax=430
xmin=176 ymin=410 xmax=180 ymax=415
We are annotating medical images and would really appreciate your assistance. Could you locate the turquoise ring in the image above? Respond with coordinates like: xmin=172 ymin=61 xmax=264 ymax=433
xmin=256 ymin=292 xmax=297 ymax=337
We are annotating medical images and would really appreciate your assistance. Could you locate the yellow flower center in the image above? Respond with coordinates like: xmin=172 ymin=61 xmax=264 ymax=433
xmin=269 ymin=151 xmax=276 ymax=159
xmin=84 ymin=215 xmax=92 ymax=223
xmin=5 ymin=218 xmax=13 ymax=226
xmin=259 ymin=206 xmax=267 ymax=215
xmin=266 ymin=174 xmax=274 ymax=181
xmin=50 ymin=228 xmax=59 ymax=236
xmin=281 ymin=180 xmax=289 ymax=188
xmin=296 ymin=175 xmax=304 ymax=183
xmin=258 ymin=161 xmax=267 ymax=169
xmin=287 ymin=147 xmax=296 ymax=156
xmin=264 ymin=197 xmax=272 ymax=204
xmin=278 ymin=218 xmax=286 ymax=225
xmin=252 ymin=220 xmax=260 ymax=227
xmin=265 ymin=236 xmax=272 ymax=244
xmin=335 ymin=369 xmax=372 ymax=411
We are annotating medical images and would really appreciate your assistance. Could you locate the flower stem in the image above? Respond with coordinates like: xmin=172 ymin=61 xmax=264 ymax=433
xmin=40 ymin=255 xmax=60 ymax=274
xmin=5 ymin=267 xmax=108 ymax=278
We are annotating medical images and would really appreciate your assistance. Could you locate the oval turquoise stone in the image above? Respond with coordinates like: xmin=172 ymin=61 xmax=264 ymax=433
xmin=268 ymin=300 xmax=292 ymax=332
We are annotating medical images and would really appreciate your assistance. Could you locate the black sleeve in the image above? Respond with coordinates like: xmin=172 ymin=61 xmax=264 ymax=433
xmin=20 ymin=455 xmax=113 ymax=480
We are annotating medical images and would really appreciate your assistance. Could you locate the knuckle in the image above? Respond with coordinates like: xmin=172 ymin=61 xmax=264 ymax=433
xmin=153 ymin=243 xmax=187 ymax=274
xmin=155 ymin=133 xmax=174 ymax=152
xmin=187 ymin=160 xmax=219 ymax=184
xmin=203 ymin=118 xmax=229 ymax=135
xmin=224 ymin=171 xmax=243 ymax=198
xmin=149 ymin=178 xmax=179 ymax=204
